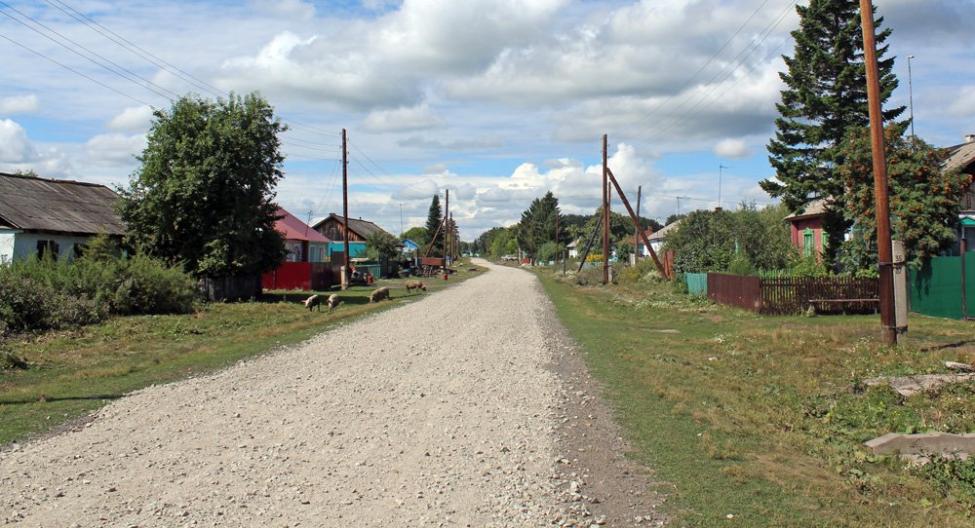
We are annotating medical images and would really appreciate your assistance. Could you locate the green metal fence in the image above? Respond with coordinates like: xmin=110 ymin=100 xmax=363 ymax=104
xmin=908 ymin=254 xmax=975 ymax=320
xmin=685 ymin=272 xmax=708 ymax=296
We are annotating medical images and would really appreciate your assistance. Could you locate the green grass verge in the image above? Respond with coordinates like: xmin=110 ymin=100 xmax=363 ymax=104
xmin=0 ymin=262 xmax=485 ymax=446
xmin=537 ymin=270 xmax=975 ymax=528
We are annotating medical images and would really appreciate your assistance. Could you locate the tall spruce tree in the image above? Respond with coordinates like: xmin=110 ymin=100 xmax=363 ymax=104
xmin=761 ymin=0 xmax=904 ymax=265
xmin=424 ymin=195 xmax=443 ymax=255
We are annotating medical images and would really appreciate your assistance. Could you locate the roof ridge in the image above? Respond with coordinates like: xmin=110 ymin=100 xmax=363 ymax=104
xmin=0 ymin=172 xmax=114 ymax=189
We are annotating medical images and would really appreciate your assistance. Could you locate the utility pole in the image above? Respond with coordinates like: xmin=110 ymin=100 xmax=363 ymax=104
xmin=444 ymin=189 xmax=449 ymax=272
xmin=602 ymin=134 xmax=610 ymax=285
xmin=860 ymin=0 xmax=897 ymax=346
xmin=555 ymin=210 xmax=560 ymax=266
xmin=634 ymin=185 xmax=642 ymax=260
xmin=907 ymin=55 xmax=916 ymax=139
xmin=718 ymin=165 xmax=729 ymax=210
xmin=341 ymin=128 xmax=350 ymax=290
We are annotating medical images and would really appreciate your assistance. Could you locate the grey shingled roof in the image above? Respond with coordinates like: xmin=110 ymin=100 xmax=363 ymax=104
xmin=784 ymin=198 xmax=829 ymax=221
xmin=648 ymin=219 xmax=681 ymax=241
xmin=313 ymin=213 xmax=391 ymax=239
xmin=944 ymin=142 xmax=975 ymax=174
xmin=0 ymin=172 xmax=125 ymax=235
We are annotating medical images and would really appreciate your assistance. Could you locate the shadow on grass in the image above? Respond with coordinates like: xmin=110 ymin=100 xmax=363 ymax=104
xmin=921 ymin=339 xmax=975 ymax=352
xmin=0 ymin=394 xmax=122 ymax=405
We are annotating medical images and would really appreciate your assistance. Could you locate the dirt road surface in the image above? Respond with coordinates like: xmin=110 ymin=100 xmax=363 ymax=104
xmin=1 ymin=260 xmax=662 ymax=527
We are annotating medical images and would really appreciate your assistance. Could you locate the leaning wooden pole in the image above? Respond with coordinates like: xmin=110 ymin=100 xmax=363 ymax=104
xmin=602 ymin=134 xmax=610 ymax=285
xmin=634 ymin=185 xmax=642 ymax=260
xmin=859 ymin=0 xmax=897 ymax=345
xmin=607 ymin=168 xmax=668 ymax=278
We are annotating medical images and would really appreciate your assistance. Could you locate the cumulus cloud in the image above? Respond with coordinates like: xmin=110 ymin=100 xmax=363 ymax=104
xmin=397 ymin=135 xmax=503 ymax=150
xmin=108 ymin=106 xmax=155 ymax=131
xmin=363 ymin=104 xmax=444 ymax=132
xmin=714 ymin=138 xmax=751 ymax=159
xmin=85 ymin=133 xmax=147 ymax=164
xmin=0 ymin=94 xmax=39 ymax=115
xmin=0 ymin=119 xmax=37 ymax=163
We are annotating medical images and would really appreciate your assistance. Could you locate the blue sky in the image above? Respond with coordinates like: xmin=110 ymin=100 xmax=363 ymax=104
xmin=1 ymin=0 xmax=973 ymax=238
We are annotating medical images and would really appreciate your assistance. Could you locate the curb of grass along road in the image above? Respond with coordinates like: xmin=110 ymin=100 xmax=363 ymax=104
xmin=0 ymin=263 xmax=487 ymax=447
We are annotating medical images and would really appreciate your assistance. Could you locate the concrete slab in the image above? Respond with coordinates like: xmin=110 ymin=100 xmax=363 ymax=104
xmin=865 ymin=432 xmax=975 ymax=458
xmin=862 ymin=373 xmax=975 ymax=397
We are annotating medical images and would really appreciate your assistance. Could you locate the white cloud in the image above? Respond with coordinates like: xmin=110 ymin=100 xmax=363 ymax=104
xmin=0 ymin=119 xmax=37 ymax=163
xmin=0 ymin=94 xmax=39 ymax=115
xmin=714 ymin=138 xmax=751 ymax=159
xmin=363 ymin=104 xmax=444 ymax=132
xmin=108 ymin=106 xmax=155 ymax=131
xmin=85 ymin=133 xmax=147 ymax=164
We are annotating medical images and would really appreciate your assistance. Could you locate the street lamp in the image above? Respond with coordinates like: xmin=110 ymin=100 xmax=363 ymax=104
xmin=907 ymin=54 xmax=916 ymax=138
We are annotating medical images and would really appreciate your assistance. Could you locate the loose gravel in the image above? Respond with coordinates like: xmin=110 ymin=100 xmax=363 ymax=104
xmin=1 ymin=260 xmax=664 ymax=527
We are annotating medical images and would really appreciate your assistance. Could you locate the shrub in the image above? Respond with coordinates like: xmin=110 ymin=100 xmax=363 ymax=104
xmin=0 ymin=253 xmax=196 ymax=336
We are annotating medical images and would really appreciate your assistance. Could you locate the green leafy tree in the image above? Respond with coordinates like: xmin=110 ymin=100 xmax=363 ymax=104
xmin=424 ymin=195 xmax=443 ymax=255
xmin=837 ymin=124 xmax=973 ymax=269
xmin=665 ymin=205 xmax=794 ymax=274
xmin=365 ymin=231 xmax=401 ymax=262
xmin=401 ymin=226 xmax=429 ymax=247
xmin=762 ymin=0 xmax=904 ymax=265
xmin=119 ymin=93 xmax=286 ymax=277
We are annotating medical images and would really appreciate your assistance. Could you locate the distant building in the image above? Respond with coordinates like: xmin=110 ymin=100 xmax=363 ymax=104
xmin=312 ymin=213 xmax=393 ymax=259
xmin=647 ymin=220 xmax=682 ymax=255
xmin=274 ymin=208 xmax=330 ymax=263
xmin=0 ymin=172 xmax=125 ymax=263
xmin=945 ymin=136 xmax=975 ymax=252
xmin=566 ymin=239 xmax=579 ymax=259
xmin=784 ymin=198 xmax=828 ymax=258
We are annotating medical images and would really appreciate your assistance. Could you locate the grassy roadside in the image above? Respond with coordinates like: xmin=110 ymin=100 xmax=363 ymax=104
xmin=537 ymin=269 xmax=975 ymax=527
xmin=0 ymin=262 xmax=485 ymax=446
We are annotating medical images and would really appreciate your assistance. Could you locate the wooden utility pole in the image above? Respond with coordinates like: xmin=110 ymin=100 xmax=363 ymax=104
xmin=634 ymin=185 xmax=642 ymax=260
xmin=602 ymin=134 xmax=610 ymax=285
xmin=606 ymin=168 xmax=667 ymax=278
xmin=341 ymin=128 xmax=350 ymax=290
xmin=860 ymin=0 xmax=897 ymax=345
xmin=444 ymin=189 xmax=449 ymax=273
xmin=555 ymin=210 xmax=560 ymax=266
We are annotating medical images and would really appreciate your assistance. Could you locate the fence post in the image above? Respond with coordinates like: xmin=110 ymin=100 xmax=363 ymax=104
xmin=963 ymin=239 xmax=968 ymax=320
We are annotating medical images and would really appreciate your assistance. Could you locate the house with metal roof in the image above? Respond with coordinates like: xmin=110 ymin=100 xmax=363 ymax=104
xmin=0 ymin=172 xmax=125 ymax=263
xmin=312 ymin=212 xmax=393 ymax=259
xmin=944 ymin=136 xmax=975 ymax=252
xmin=274 ymin=208 xmax=330 ymax=263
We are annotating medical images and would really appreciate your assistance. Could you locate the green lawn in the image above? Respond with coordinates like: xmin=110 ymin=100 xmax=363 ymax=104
xmin=538 ymin=270 xmax=975 ymax=528
xmin=0 ymin=262 xmax=485 ymax=446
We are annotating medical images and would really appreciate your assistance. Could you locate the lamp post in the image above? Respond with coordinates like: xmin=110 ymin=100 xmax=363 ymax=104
xmin=907 ymin=55 xmax=916 ymax=139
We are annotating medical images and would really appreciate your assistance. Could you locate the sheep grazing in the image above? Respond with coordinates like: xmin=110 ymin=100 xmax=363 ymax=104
xmin=327 ymin=294 xmax=341 ymax=312
xmin=303 ymin=294 xmax=322 ymax=312
xmin=369 ymin=286 xmax=391 ymax=303
xmin=404 ymin=280 xmax=426 ymax=293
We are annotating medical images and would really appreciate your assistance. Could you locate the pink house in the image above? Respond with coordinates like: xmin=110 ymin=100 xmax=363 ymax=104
xmin=785 ymin=199 xmax=827 ymax=258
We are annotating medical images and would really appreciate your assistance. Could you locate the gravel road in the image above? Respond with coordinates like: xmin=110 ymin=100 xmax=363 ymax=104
xmin=1 ymin=260 xmax=663 ymax=527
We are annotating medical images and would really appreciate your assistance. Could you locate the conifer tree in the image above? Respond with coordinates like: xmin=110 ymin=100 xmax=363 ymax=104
xmin=761 ymin=0 xmax=904 ymax=264
xmin=424 ymin=195 xmax=443 ymax=254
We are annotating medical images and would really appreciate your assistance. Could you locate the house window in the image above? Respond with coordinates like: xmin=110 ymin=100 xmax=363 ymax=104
xmin=36 ymin=240 xmax=60 ymax=260
xmin=803 ymin=228 xmax=814 ymax=257
xmin=73 ymin=243 xmax=86 ymax=259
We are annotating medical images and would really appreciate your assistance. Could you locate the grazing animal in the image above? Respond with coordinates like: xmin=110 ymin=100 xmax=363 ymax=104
xmin=369 ymin=286 xmax=391 ymax=303
xmin=303 ymin=294 xmax=322 ymax=312
xmin=327 ymin=294 xmax=341 ymax=312
xmin=404 ymin=280 xmax=426 ymax=293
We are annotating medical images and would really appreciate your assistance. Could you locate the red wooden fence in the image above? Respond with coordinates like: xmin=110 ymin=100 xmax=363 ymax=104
xmin=707 ymin=273 xmax=879 ymax=315
xmin=261 ymin=262 xmax=334 ymax=291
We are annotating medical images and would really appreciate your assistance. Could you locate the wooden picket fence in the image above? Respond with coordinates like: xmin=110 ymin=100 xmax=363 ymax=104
xmin=707 ymin=273 xmax=879 ymax=315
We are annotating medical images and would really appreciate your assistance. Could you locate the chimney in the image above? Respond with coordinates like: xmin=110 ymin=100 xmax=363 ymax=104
xmin=966 ymin=134 xmax=975 ymax=144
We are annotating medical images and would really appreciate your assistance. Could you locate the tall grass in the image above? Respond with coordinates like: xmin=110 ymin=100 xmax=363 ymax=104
xmin=0 ymin=254 xmax=195 ymax=335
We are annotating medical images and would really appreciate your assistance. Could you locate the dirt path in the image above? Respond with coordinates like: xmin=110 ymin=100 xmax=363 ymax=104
xmin=1 ymin=261 xmax=663 ymax=527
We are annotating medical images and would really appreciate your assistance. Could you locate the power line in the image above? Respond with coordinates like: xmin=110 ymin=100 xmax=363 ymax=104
xmin=640 ymin=0 xmax=775 ymax=123
xmin=651 ymin=1 xmax=796 ymax=139
xmin=0 ymin=30 xmax=153 ymax=106
xmin=0 ymin=1 xmax=179 ymax=101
